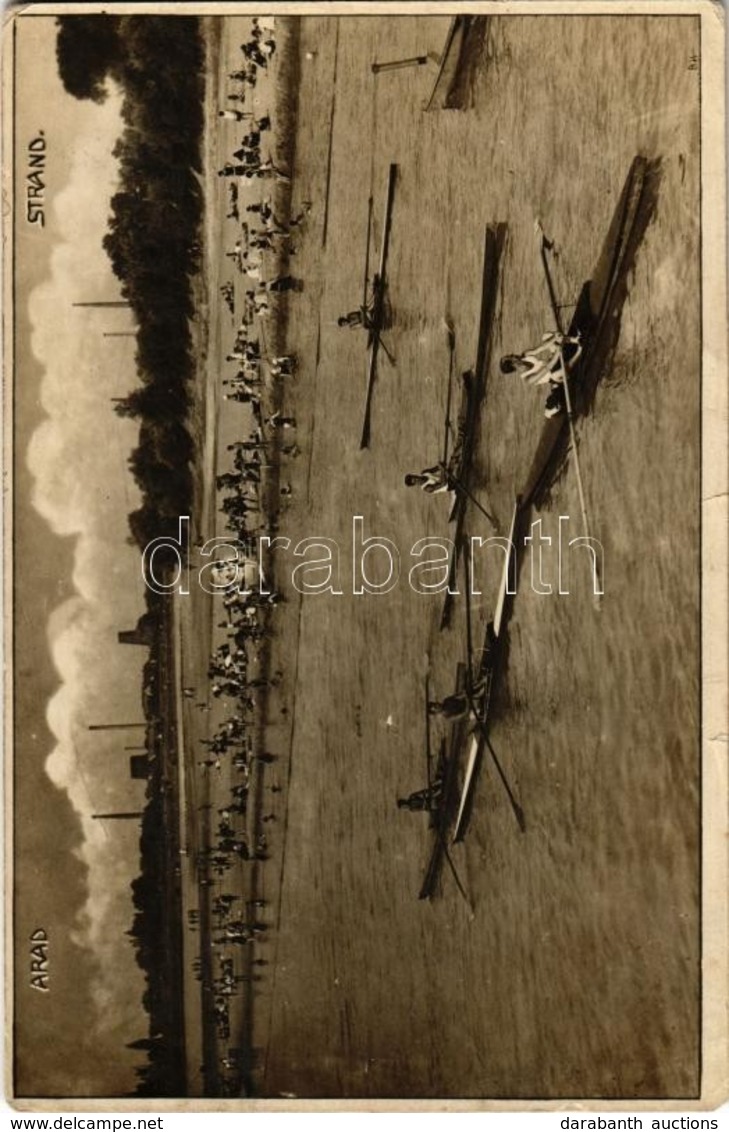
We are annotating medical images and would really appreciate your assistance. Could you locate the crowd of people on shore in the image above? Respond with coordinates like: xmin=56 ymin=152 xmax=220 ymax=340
xmin=189 ymin=20 xmax=312 ymax=1094
xmin=217 ymin=20 xmax=290 ymax=186
xmin=190 ymin=895 xmax=270 ymax=1049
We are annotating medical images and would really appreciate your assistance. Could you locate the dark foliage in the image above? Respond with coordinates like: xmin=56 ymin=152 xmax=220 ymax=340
xmin=57 ymin=15 xmax=204 ymax=555
xmin=106 ymin=19 xmax=204 ymax=552
xmin=56 ymin=16 xmax=123 ymax=103
xmin=124 ymin=597 xmax=186 ymax=1097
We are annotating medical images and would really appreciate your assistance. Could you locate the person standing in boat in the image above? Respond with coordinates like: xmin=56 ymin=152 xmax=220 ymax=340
xmin=397 ymin=790 xmax=435 ymax=812
xmin=501 ymin=331 xmax=582 ymax=419
xmin=500 ymin=330 xmax=582 ymax=386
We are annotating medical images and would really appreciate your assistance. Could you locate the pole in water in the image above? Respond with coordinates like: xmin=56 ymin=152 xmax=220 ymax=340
xmin=73 ymin=301 xmax=130 ymax=308
xmin=88 ymin=722 xmax=146 ymax=730
xmin=372 ymin=56 xmax=428 ymax=74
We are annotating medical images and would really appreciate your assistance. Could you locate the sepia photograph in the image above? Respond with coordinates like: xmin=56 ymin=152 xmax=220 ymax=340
xmin=3 ymin=1 xmax=727 ymax=1108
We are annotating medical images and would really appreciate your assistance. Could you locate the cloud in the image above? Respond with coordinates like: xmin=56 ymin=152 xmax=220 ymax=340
xmin=26 ymin=87 xmax=150 ymax=1046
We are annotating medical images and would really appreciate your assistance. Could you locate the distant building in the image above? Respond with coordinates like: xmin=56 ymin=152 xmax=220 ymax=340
xmin=92 ymin=812 xmax=143 ymax=821
xmin=129 ymin=755 xmax=150 ymax=780
xmin=118 ymin=628 xmax=147 ymax=646
xmin=117 ymin=614 xmax=155 ymax=647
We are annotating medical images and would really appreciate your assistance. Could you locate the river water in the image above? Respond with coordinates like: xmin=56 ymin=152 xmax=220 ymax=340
xmin=189 ymin=12 xmax=702 ymax=1100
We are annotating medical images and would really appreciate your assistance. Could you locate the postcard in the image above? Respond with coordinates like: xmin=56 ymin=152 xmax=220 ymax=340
xmin=3 ymin=1 xmax=726 ymax=1109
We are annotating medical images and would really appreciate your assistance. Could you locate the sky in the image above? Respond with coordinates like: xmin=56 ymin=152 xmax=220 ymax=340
xmin=12 ymin=14 xmax=154 ymax=1097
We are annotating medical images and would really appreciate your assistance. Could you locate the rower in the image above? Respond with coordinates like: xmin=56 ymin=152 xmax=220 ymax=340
xmin=338 ymin=276 xmax=378 ymax=329
xmin=428 ymin=686 xmax=490 ymax=721
xmin=338 ymin=307 xmax=371 ymax=330
xmin=396 ymin=785 xmax=441 ymax=812
xmin=428 ymin=646 xmax=494 ymax=719
xmin=404 ymin=463 xmax=451 ymax=494
xmin=427 ymin=692 xmax=470 ymax=720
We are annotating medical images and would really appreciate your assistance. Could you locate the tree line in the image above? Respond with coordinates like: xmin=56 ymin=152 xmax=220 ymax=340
xmin=56 ymin=15 xmax=205 ymax=1095
xmin=56 ymin=14 xmax=204 ymax=559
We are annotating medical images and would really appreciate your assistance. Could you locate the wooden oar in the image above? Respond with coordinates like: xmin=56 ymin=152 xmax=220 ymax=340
xmin=463 ymin=549 xmax=475 ymax=690
xmin=360 ymin=165 xmax=398 ymax=449
xmin=359 ymin=164 xmax=398 ymax=446
xmin=362 ymin=195 xmax=374 ymax=310
xmin=447 ymin=470 xmax=498 ymax=528
xmin=467 ymin=708 xmax=526 ymax=834
xmin=442 ymin=317 xmax=456 ymax=469
xmin=538 ymin=231 xmax=563 ymax=334
xmin=539 ymin=235 xmax=603 ymax=603
xmin=440 ymin=834 xmax=475 ymax=916
xmin=424 ymin=673 xmax=433 ymax=792
xmin=372 ymin=326 xmax=395 ymax=366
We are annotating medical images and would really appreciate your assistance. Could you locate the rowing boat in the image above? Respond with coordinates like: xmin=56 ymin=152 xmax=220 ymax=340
xmin=424 ymin=17 xmax=473 ymax=111
xmin=440 ymin=222 xmax=507 ymax=629
xmin=451 ymin=498 xmax=519 ymax=843
xmin=418 ymin=663 xmax=468 ymax=900
xmin=360 ymin=163 xmax=398 ymax=449
xmin=424 ymin=16 xmax=489 ymax=112
xmin=520 ymin=155 xmax=656 ymax=509
xmin=444 ymin=368 xmax=480 ymax=523
xmin=417 ymin=160 xmax=654 ymax=857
